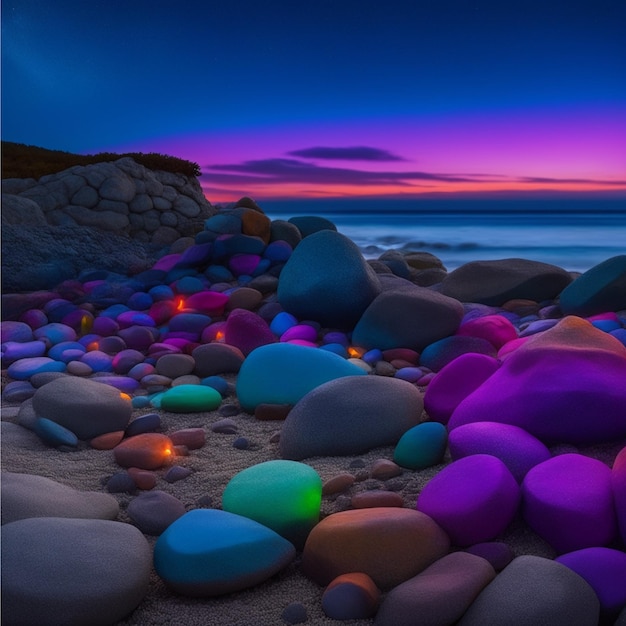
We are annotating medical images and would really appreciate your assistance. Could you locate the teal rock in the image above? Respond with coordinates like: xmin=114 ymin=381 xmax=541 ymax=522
xmin=352 ymin=284 xmax=464 ymax=351
xmin=34 ymin=417 xmax=79 ymax=448
xmin=153 ymin=508 xmax=296 ymax=597
xmin=222 ymin=460 xmax=322 ymax=548
xmin=160 ymin=384 xmax=222 ymax=412
xmin=279 ymin=376 xmax=423 ymax=460
xmin=236 ymin=342 xmax=366 ymax=412
xmin=288 ymin=215 xmax=337 ymax=238
xmin=393 ymin=422 xmax=448 ymax=470
xmin=559 ymin=255 xmax=626 ymax=316
xmin=277 ymin=230 xmax=382 ymax=328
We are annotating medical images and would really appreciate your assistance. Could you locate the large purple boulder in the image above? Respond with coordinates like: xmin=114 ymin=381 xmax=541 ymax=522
xmin=448 ymin=316 xmax=626 ymax=445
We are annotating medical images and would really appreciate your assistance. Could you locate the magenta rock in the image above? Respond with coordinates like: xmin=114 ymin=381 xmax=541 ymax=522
xmin=456 ymin=314 xmax=518 ymax=349
xmin=497 ymin=335 xmax=530 ymax=357
xmin=416 ymin=454 xmax=520 ymax=547
xmin=280 ymin=324 xmax=318 ymax=343
xmin=229 ymin=253 xmax=261 ymax=276
xmin=449 ymin=317 xmax=626 ymax=444
xmin=613 ymin=446 xmax=626 ymax=544
xmin=116 ymin=311 xmax=156 ymax=329
xmin=91 ymin=315 xmax=119 ymax=336
xmin=162 ymin=338 xmax=194 ymax=350
xmin=556 ymin=547 xmax=626 ymax=617
xmin=151 ymin=253 xmax=182 ymax=272
xmin=284 ymin=339 xmax=318 ymax=348
xmin=448 ymin=422 xmax=551 ymax=482
xmin=224 ymin=308 xmax=276 ymax=356
xmin=522 ymin=453 xmax=617 ymax=554
xmin=200 ymin=321 xmax=227 ymax=343
xmin=424 ymin=353 xmax=500 ymax=424
xmin=183 ymin=291 xmax=229 ymax=316
xmin=148 ymin=300 xmax=177 ymax=325
xmin=91 ymin=376 xmax=140 ymax=392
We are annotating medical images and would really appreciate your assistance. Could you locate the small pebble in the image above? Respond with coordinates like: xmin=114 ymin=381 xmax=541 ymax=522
xmin=164 ymin=465 xmax=192 ymax=483
xmin=233 ymin=437 xmax=249 ymax=450
xmin=370 ymin=459 xmax=403 ymax=480
xmin=211 ymin=418 xmax=238 ymax=434
xmin=281 ymin=602 xmax=308 ymax=624
xmin=106 ymin=472 xmax=137 ymax=494
xmin=322 ymin=474 xmax=355 ymax=496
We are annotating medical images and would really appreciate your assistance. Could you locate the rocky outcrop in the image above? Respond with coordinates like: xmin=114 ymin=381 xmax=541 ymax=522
xmin=2 ymin=158 xmax=216 ymax=292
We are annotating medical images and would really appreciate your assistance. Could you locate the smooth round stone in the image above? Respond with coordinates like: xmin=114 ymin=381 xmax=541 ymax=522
xmin=370 ymin=458 xmax=403 ymax=480
xmin=172 ymin=374 xmax=201 ymax=387
xmin=280 ymin=324 xmax=318 ymax=343
xmin=172 ymin=276 xmax=205 ymax=295
xmin=169 ymin=428 xmax=206 ymax=450
xmin=322 ymin=572 xmax=380 ymax=620
xmin=148 ymin=283 xmax=175 ymax=301
xmin=116 ymin=311 xmax=157 ymax=329
xmin=393 ymin=422 xmax=448 ymax=470
xmin=613 ymin=446 xmax=626 ymax=544
xmin=61 ymin=309 xmax=93 ymax=332
xmin=19 ymin=309 xmax=48 ymax=330
xmin=153 ymin=508 xmax=296 ymax=597
xmin=127 ymin=490 xmax=187 ymax=535
xmin=1 ymin=380 xmax=37 ymax=403
xmin=236 ymin=342 xmax=366 ymax=412
xmin=319 ymin=343 xmax=348 ymax=358
xmin=222 ymin=460 xmax=322 ymax=548
xmin=160 ymin=384 xmax=222 ymax=412
xmin=79 ymin=350 xmax=113 ymax=372
xmin=89 ymin=430 xmax=125 ymax=450
xmin=125 ymin=413 xmax=162 ymax=437
xmin=457 ymin=314 xmax=518 ymax=348
xmin=322 ymin=473 xmax=356 ymax=495
xmin=169 ymin=313 xmax=212 ymax=334
xmin=457 ymin=555 xmax=600 ymax=626
xmin=127 ymin=362 xmax=155 ymax=380
xmin=126 ymin=291 xmax=153 ymax=310
xmin=131 ymin=396 xmax=151 ymax=409
xmin=351 ymin=490 xmax=404 ymax=508
xmin=288 ymin=215 xmax=337 ymax=237
xmin=7 ymin=357 xmax=66 ymax=380
xmin=522 ymin=453 xmax=617 ymax=553
xmin=114 ymin=433 xmax=175 ymax=470
xmin=417 ymin=454 xmax=520 ymax=547
xmin=118 ymin=326 xmax=156 ymax=351
xmin=34 ymin=417 xmax=79 ymax=448
xmin=211 ymin=418 xmax=238 ymax=434
xmin=519 ymin=318 xmax=559 ymax=337
xmin=201 ymin=375 xmax=230 ymax=396
xmin=375 ymin=551 xmax=496 ymax=626
xmin=464 ymin=542 xmax=515 ymax=571
xmin=156 ymin=353 xmax=196 ymax=378
xmin=164 ymin=465 xmax=193 ymax=483
xmin=1 ymin=320 xmax=34 ymax=343
xmin=301 ymin=508 xmax=450 ymax=589
xmin=1 ymin=340 xmax=47 ymax=364
xmin=420 ymin=335 xmax=497 ymax=372
xmin=280 ymin=376 xmax=422 ymax=460
xmin=322 ymin=331 xmax=349 ymax=346
xmin=91 ymin=315 xmax=120 ymax=336
xmin=394 ymin=366 xmax=422 ymax=382
xmin=1 ymin=472 xmax=119 ymax=525
xmin=112 ymin=349 xmax=145 ymax=374
xmin=1 ymin=517 xmax=152 ymax=626
xmin=48 ymin=341 xmax=86 ymax=362
xmin=127 ymin=467 xmax=158 ymax=490
xmin=224 ymin=308 xmax=276 ymax=356
xmin=264 ymin=240 xmax=292 ymax=262
xmin=32 ymin=323 xmax=77 ymax=345
xmin=96 ymin=335 xmax=127 ymax=354
xmin=229 ymin=253 xmax=261 ymax=276
xmin=90 ymin=375 xmax=139 ymax=392
xmin=555 ymin=547 xmax=626 ymax=618
xmin=106 ymin=472 xmax=138 ymax=494
xmin=226 ymin=286 xmax=263 ymax=311
xmin=449 ymin=422 xmax=551 ymax=482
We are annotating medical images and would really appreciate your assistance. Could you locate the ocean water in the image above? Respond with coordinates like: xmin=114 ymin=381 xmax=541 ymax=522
xmin=265 ymin=211 xmax=626 ymax=273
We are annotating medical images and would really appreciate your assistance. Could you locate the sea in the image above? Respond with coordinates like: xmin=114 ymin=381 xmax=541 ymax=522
xmin=263 ymin=198 xmax=626 ymax=274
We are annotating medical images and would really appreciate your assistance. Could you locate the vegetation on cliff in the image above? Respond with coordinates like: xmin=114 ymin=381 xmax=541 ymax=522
xmin=1 ymin=141 xmax=201 ymax=180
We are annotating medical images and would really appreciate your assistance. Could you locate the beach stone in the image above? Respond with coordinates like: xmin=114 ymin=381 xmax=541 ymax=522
xmin=423 ymin=353 xmax=500 ymax=424
xmin=1 ymin=380 xmax=37 ymax=403
xmin=613 ymin=446 xmax=626 ymax=543
xmin=448 ymin=316 xmax=626 ymax=444
xmin=159 ymin=384 xmax=222 ymax=412
xmin=420 ymin=335 xmax=497 ymax=372
xmin=281 ymin=602 xmax=308 ymax=624
xmin=393 ymin=421 xmax=448 ymax=470
xmin=127 ymin=467 xmax=158 ymax=490
xmin=31 ymin=376 xmax=132 ymax=440
xmin=270 ymin=219 xmax=302 ymax=247
xmin=126 ymin=490 xmax=186 ymax=535
xmin=112 ymin=348 xmax=145 ymax=374
xmin=113 ymin=433 xmax=175 ymax=470
xmin=1 ymin=340 xmax=47 ymax=365
xmin=370 ymin=458 xmax=403 ymax=480
xmin=559 ymin=255 xmax=626 ymax=316
xmin=464 ymin=542 xmax=514 ymax=571
xmin=279 ymin=376 xmax=423 ymax=460
xmin=236 ymin=342 xmax=366 ymax=412
xmin=375 ymin=551 xmax=496 ymax=626
xmin=255 ymin=403 xmax=292 ymax=420
xmin=457 ymin=555 xmax=600 ymax=626
xmin=440 ymin=258 xmax=573 ymax=306
xmin=192 ymin=342 xmax=245 ymax=376
xmin=169 ymin=428 xmax=206 ymax=450
xmin=351 ymin=284 xmax=464 ymax=351
xmin=322 ymin=572 xmax=380 ymax=620
xmin=301 ymin=507 xmax=450 ymax=589
xmin=351 ymin=490 xmax=404 ymax=508
xmin=34 ymin=417 xmax=79 ymax=448
xmin=1 ymin=472 xmax=119 ymax=525
xmin=288 ymin=214 xmax=337 ymax=237
xmin=555 ymin=547 xmax=626 ymax=618
xmin=416 ymin=454 xmax=520 ymax=547
xmin=448 ymin=422 xmax=551 ymax=482
xmin=224 ymin=308 xmax=276 ymax=356
xmin=278 ymin=229 xmax=382 ymax=328
xmin=153 ymin=508 xmax=296 ymax=596
xmin=106 ymin=471 xmax=138 ymax=494
xmin=211 ymin=417 xmax=238 ymax=434
xmin=1 ymin=517 xmax=151 ymax=626
xmin=1 ymin=320 xmax=34 ymax=343
xmin=227 ymin=286 xmax=263 ymax=310
xmin=322 ymin=473 xmax=356 ymax=495
xmin=155 ymin=353 xmax=196 ymax=378
xmin=164 ymin=465 xmax=192 ymax=483
xmin=222 ymin=459 xmax=322 ymax=548
xmin=521 ymin=453 xmax=617 ymax=553
xmin=168 ymin=313 xmax=211 ymax=335
xmin=7 ymin=356 xmax=66 ymax=380
xmin=456 ymin=314 xmax=518 ymax=348
xmin=89 ymin=430 xmax=125 ymax=450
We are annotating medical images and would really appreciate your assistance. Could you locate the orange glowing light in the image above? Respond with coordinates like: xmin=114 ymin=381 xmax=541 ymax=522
xmin=119 ymin=392 xmax=132 ymax=401
xmin=176 ymin=297 xmax=185 ymax=311
xmin=215 ymin=330 xmax=225 ymax=341
xmin=348 ymin=346 xmax=365 ymax=358
xmin=80 ymin=314 xmax=93 ymax=334
xmin=87 ymin=341 xmax=99 ymax=351
xmin=164 ymin=447 xmax=172 ymax=456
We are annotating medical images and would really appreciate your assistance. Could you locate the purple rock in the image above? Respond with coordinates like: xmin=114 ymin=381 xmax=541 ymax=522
xmin=1 ymin=340 xmax=47 ymax=365
xmin=112 ymin=349 xmax=145 ymax=374
xmin=91 ymin=376 xmax=140 ymax=392
xmin=91 ymin=315 xmax=120 ymax=336
xmin=1 ymin=321 xmax=34 ymax=343
xmin=229 ymin=253 xmax=261 ymax=276
xmin=613 ymin=446 xmax=626 ymax=544
xmin=33 ymin=323 xmax=77 ymax=346
xmin=118 ymin=326 xmax=156 ymax=351
xmin=125 ymin=413 xmax=162 ymax=437
xmin=464 ymin=542 xmax=515 ymax=571
xmin=19 ymin=309 xmax=48 ymax=330
xmin=280 ymin=324 xmax=318 ymax=343
xmin=164 ymin=465 xmax=193 ymax=483
xmin=79 ymin=350 xmax=114 ymax=372
xmin=224 ymin=308 xmax=276 ymax=356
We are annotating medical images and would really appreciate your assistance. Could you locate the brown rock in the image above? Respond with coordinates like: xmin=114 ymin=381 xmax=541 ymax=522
xmin=89 ymin=430 xmax=125 ymax=450
xmin=240 ymin=208 xmax=271 ymax=243
xmin=169 ymin=428 xmax=206 ymax=450
xmin=371 ymin=459 xmax=403 ymax=480
xmin=322 ymin=572 xmax=381 ymax=620
xmin=351 ymin=491 xmax=404 ymax=509
xmin=301 ymin=507 xmax=450 ymax=589
xmin=322 ymin=474 xmax=356 ymax=496
xmin=127 ymin=467 xmax=158 ymax=490
xmin=113 ymin=433 xmax=175 ymax=470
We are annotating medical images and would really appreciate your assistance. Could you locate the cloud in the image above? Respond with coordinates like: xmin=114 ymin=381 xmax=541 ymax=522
xmin=520 ymin=176 xmax=626 ymax=186
xmin=204 ymin=158 xmax=477 ymax=187
xmin=287 ymin=146 xmax=407 ymax=162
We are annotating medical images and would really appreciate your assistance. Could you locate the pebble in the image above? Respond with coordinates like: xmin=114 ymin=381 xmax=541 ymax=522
xmin=125 ymin=412 xmax=162 ymax=437
xmin=351 ymin=490 xmax=404 ymax=508
xmin=1 ymin=380 xmax=37 ymax=403
xmin=7 ymin=356 xmax=66 ymax=380
xmin=393 ymin=421 xmax=448 ymax=470
xmin=106 ymin=471 xmax=138 ymax=494
xmin=464 ymin=542 xmax=515 ymax=571
xmin=164 ymin=465 xmax=193 ymax=483
xmin=370 ymin=459 xmax=403 ymax=480
xmin=33 ymin=416 xmax=79 ymax=448
xmin=322 ymin=573 xmax=380 ymax=620
xmin=159 ymin=384 xmax=222 ymax=412
xmin=127 ymin=467 xmax=158 ymax=490
xmin=281 ymin=602 xmax=308 ymax=625
xmin=233 ymin=436 xmax=249 ymax=450
xmin=169 ymin=427 xmax=206 ymax=449
xmin=322 ymin=473 xmax=355 ymax=495
xmin=113 ymin=433 xmax=175 ymax=470
xmin=127 ymin=490 xmax=187 ymax=535
xmin=191 ymin=342 xmax=245 ymax=376
xmin=211 ymin=417 xmax=238 ymax=434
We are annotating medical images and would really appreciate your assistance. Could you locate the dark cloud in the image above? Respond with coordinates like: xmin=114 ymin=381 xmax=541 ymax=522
xmin=520 ymin=176 xmax=626 ymax=185
xmin=287 ymin=146 xmax=407 ymax=162
xmin=204 ymin=158 xmax=477 ymax=186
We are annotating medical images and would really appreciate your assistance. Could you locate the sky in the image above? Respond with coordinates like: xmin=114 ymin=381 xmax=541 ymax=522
xmin=2 ymin=0 xmax=626 ymax=206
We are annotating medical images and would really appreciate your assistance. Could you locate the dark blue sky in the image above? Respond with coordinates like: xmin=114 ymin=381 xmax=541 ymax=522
xmin=2 ymin=0 xmax=625 ymax=201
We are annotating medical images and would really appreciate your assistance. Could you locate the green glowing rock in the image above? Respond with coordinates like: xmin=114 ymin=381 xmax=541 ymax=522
xmin=222 ymin=460 xmax=322 ymax=549
xmin=393 ymin=421 xmax=448 ymax=470
xmin=159 ymin=384 xmax=222 ymax=413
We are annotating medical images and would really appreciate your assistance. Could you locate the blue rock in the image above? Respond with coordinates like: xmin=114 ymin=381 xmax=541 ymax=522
xmin=125 ymin=413 xmax=162 ymax=437
xmin=1 ymin=340 xmax=47 ymax=365
xmin=32 ymin=323 xmax=77 ymax=345
xmin=559 ymin=255 xmax=626 ymax=316
xmin=79 ymin=350 xmax=114 ymax=372
xmin=174 ymin=243 xmax=213 ymax=269
xmin=34 ymin=417 xmax=79 ymax=448
xmin=48 ymin=341 xmax=86 ymax=362
xmin=131 ymin=396 xmax=151 ymax=409
xmin=2 ymin=381 xmax=37 ymax=403
xmin=277 ymin=230 xmax=382 ymax=328
xmin=236 ymin=342 xmax=366 ymax=412
xmin=419 ymin=335 xmax=498 ymax=372
xmin=7 ymin=357 xmax=66 ymax=380
xmin=288 ymin=215 xmax=337 ymax=238
xmin=1 ymin=321 xmax=34 ymax=343
xmin=126 ymin=291 xmax=153 ymax=310
xmin=269 ymin=311 xmax=298 ymax=336
xmin=148 ymin=284 xmax=175 ymax=301
xmin=204 ymin=212 xmax=242 ymax=235
xmin=169 ymin=313 xmax=212 ymax=334
xmin=153 ymin=509 xmax=296 ymax=596
xmin=172 ymin=276 xmax=205 ymax=294
xmin=201 ymin=375 xmax=231 ymax=396
xmin=204 ymin=264 xmax=234 ymax=282
xmin=393 ymin=422 xmax=448 ymax=470
xmin=264 ymin=240 xmax=292 ymax=263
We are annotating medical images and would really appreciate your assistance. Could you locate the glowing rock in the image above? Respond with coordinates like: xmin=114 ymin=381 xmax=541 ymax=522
xmin=153 ymin=509 xmax=295 ymax=596
xmin=159 ymin=384 xmax=222 ymax=412
xmin=393 ymin=422 xmax=448 ymax=470
xmin=222 ymin=460 xmax=322 ymax=548
xmin=113 ymin=433 xmax=175 ymax=470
